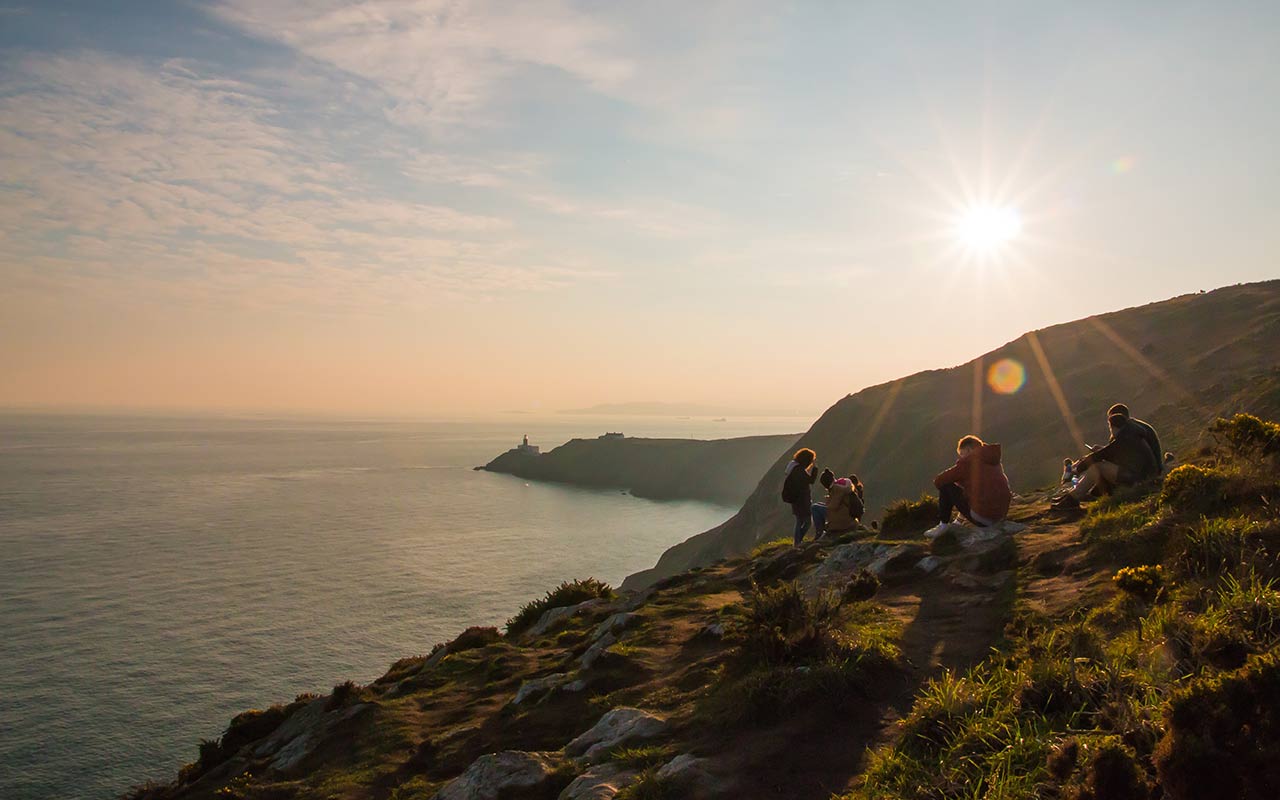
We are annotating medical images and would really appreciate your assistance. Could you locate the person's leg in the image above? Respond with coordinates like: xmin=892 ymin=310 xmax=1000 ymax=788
xmin=793 ymin=511 xmax=811 ymax=546
xmin=1070 ymin=462 xmax=1120 ymax=500
xmin=937 ymin=483 xmax=972 ymax=524
xmin=811 ymin=503 xmax=828 ymax=537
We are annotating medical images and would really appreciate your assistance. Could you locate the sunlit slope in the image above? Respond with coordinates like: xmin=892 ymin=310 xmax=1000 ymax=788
xmin=625 ymin=280 xmax=1280 ymax=589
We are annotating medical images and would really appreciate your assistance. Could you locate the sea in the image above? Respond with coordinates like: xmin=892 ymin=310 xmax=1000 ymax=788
xmin=0 ymin=412 xmax=806 ymax=800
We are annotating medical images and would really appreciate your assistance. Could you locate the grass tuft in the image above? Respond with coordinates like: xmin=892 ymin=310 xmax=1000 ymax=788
xmin=505 ymin=578 xmax=615 ymax=637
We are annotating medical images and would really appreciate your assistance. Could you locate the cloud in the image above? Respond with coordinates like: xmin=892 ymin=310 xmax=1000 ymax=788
xmin=209 ymin=0 xmax=634 ymax=132
xmin=0 ymin=51 xmax=608 ymax=313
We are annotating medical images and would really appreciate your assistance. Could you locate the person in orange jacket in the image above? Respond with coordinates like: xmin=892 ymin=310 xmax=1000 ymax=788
xmin=922 ymin=435 xmax=1012 ymax=539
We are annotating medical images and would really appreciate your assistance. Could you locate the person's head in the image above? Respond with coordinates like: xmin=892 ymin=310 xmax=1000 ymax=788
xmin=1063 ymin=457 xmax=1073 ymax=466
xmin=793 ymin=448 xmax=816 ymax=468
xmin=1108 ymin=413 xmax=1128 ymax=432
xmin=956 ymin=435 xmax=985 ymax=457
xmin=1108 ymin=403 xmax=1131 ymax=420
xmin=848 ymin=473 xmax=861 ymax=487
xmin=820 ymin=468 xmax=835 ymax=489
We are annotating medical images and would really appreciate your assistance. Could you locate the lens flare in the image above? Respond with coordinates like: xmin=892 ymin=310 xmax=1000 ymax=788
xmin=987 ymin=358 xmax=1026 ymax=395
xmin=954 ymin=205 xmax=1022 ymax=255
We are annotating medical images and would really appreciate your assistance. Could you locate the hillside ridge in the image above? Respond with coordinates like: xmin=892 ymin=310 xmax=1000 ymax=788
xmin=623 ymin=280 xmax=1280 ymax=590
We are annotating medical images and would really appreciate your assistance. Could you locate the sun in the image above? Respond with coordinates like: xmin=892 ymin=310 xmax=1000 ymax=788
xmin=954 ymin=205 xmax=1022 ymax=255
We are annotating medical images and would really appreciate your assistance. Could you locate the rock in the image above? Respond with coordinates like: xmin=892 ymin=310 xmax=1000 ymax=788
xmin=751 ymin=543 xmax=823 ymax=584
xmin=528 ymin=599 xmax=611 ymax=638
xmin=868 ymin=544 xmax=927 ymax=578
xmin=915 ymin=555 xmax=944 ymax=574
xmin=564 ymin=678 xmax=588 ymax=693
xmin=800 ymin=542 xmax=887 ymax=591
xmin=590 ymin=612 xmax=638 ymax=642
xmin=580 ymin=632 xmax=616 ymax=670
xmin=559 ymin=762 xmax=638 ymax=800
xmin=656 ymin=754 xmax=723 ymax=796
xmin=423 ymin=645 xmax=451 ymax=670
xmin=512 ymin=673 xmax=572 ymax=705
xmin=265 ymin=702 xmax=370 ymax=773
xmin=955 ymin=536 xmax=1017 ymax=574
xmin=434 ymin=750 xmax=561 ymax=800
xmin=254 ymin=698 xmax=325 ymax=758
xmin=564 ymin=708 xmax=668 ymax=764
xmin=698 ymin=621 xmax=726 ymax=639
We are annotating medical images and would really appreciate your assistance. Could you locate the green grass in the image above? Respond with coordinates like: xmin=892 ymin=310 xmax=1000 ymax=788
xmin=505 ymin=577 xmax=616 ymax=636
xmin=881 ymin=493 xmax=938 ymax=534
xmin=608 ymin=744 xmax=676 ymax=769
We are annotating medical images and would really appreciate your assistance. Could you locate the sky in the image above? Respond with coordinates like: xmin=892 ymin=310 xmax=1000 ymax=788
xmin=1 ymin=1 xmax=1278 ymax=418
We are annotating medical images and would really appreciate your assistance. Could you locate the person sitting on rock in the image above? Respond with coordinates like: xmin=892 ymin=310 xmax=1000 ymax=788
xmin=823 ymin=474 xmax=865 ymax=536
xmin=1053 ymin=411 xmax=1161 ymax=510
xmin=923 ymin=435 xmax=1012 ymax=539
xmin=781 ymin=448 xmax=819 ymax=546
xmin=810 ymin=469 xmax=836 ymax=537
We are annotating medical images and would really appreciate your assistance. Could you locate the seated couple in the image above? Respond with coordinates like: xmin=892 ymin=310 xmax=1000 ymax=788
xmin=1052 ymin=403 xmax=1167 ymax=510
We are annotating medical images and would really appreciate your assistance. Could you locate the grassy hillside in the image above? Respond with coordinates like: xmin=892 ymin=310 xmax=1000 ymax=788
xmin=625 ymin=280 xmax=1280 ymax=590
xmin=125 ymin=414 xmax=1280 ymax=800
xmin=482 ymin=433 xmax=800 ymax=506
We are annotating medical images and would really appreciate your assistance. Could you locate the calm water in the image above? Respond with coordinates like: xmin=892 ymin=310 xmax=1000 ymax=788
xmin=0 ymin=413 xmax=804 ymax=800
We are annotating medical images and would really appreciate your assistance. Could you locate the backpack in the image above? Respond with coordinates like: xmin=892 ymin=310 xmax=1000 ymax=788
xmin=781 ymin=466 xmax=801 ymax=504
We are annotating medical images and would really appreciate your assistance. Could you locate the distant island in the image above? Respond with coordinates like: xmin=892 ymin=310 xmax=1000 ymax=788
xmin=479 ymin=432 xmax=800 ymax=506
xmin=557 ymin=401 xmax=813 ymax=417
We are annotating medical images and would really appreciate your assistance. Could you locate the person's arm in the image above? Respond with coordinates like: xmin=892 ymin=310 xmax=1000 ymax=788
xmin=934 ymin=458 xmax=964 ymax=488
xmin=849 ymin=492 xmax=864 ymax=520
xmin=807 ymin=466 xmax=818 ymax=485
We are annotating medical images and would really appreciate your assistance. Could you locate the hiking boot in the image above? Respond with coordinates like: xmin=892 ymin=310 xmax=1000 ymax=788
xmin=922 ymin=522 xmax=950 ymax=540
xmin=1051 ymin=494 xmax=1081 ymax=511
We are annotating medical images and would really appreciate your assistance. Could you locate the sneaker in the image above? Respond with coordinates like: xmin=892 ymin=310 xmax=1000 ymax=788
xmin=923 ymin=522 xmax=950 ymax=540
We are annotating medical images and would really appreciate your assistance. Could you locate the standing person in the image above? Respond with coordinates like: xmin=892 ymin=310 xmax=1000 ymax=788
xmin=923 ymin=435 xmax=1013 ymax=539
xmin=810 ymin=469 xmax=836 ymax=537
xmin=781 ymin=448 xmax=819 ymax=546
xmin=1053 ymin=412 xmax=1161 ymax=510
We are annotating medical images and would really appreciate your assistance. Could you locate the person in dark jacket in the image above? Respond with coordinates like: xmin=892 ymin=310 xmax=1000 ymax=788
xmin=810 ymin=469 xmax=836 ymax=537
xmin=1053 ymin=412 xmax=1161 ymax=509
xmin=781 ymin=448 xmax=819 ymax=545
xmin=1108 ymin=403 xmax=1166 ymax=471
xmin=923 ymin=435 xmax=1013 ymax=539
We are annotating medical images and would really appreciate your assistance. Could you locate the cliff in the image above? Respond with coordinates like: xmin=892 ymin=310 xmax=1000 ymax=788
xmin=623 ymin=280 xmax=1280 ymax=590
xmin=126 ymin=413 xmax=1280 ymax=800
xmin=481 ymin=433 xmax=800 ymax=507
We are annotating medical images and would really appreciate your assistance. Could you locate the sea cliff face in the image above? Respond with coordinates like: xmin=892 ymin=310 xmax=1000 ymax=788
xmin=623 ymin=280 xmax=1280 ymax=590
xmin=481 ymin=434 xmax=800 ymax=507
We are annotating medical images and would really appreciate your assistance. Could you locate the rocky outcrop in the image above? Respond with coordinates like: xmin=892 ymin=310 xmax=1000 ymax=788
xmin=558 ymin=763 xmax=638 ymax=800
xmin=433 ymin=751 xmax=562 ymax=800
xmin=565 ymin=708 xmax=668 ymax=764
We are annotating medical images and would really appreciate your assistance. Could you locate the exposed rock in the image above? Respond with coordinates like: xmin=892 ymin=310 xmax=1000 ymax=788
xmin=954 ymin=535 xmax=1017 ymax=575
xmin=564 ymin=678 xmax=588 ymax=693
xmin=564 ymin=708 xmax=668 ymax=764
xmin=751 ymin=542 xmax=823 ymax=584
xmin=868 ymin=544 xmax=927 ymax=578
xmin=528 ymin=599 xmax=612 ymax=638
xmin=590 ymin=612 xmax=639 ymax=642
xmin=915 ymin=555 xmax=944 ymax=574
xmin=698 ymin=621 xmax=726 ymax=639
xmin=260 ymin=702 xmax=370 ymax=774
xmin=800 ymin=542 xmax=887 ymax=591
xmin=656 ymin=754 xmax=724 ymax=796
xmin=558 ymin=762 xmax=638 ymax=800
xmin=512 ymin=673 xmax=572 ymax=705
xmin=433 ymin=750 xmax=561 ymax=800
xmin=579 ymin=632 xmax=616 ymax=670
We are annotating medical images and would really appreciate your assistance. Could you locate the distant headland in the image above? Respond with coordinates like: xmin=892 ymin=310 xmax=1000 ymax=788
xmin=478 ymin=432 xmax=800 ymax=506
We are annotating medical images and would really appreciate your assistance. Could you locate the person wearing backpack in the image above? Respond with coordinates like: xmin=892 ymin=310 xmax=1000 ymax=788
xmin=781 ymin=448 xmax=819 ymax=546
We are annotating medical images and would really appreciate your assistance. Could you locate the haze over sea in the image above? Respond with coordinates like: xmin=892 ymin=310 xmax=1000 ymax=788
xmin=0 ymin=413 xmax=805 ymax=800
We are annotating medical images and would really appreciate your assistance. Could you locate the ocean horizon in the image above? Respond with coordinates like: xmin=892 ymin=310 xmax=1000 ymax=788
xmin=0 ymin=412 xmax=807 ymax=800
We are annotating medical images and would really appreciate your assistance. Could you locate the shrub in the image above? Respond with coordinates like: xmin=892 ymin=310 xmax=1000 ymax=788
xmin=881 ymin=494 xmax=939 ymax=534
xmin=843 ymin=570 xmax=880 ymax=603
xmin=1154 ymin=652 xmax=1280 ymax=799
xmin=450 ymin=626 xmax=502 ymax=652
xmin=506 ymin=578 xmax=615 ymax=636
xmin=220 ymin=705 xmax=288 ymax=756
xmin=1113 ymin=565 xmax=1166 ymax=603
xmin=326 ymin=679 xmax=361 ymax=711
xmin=1160 ymin=465 xmax=1228 ymax=516
xmin=1067 ymin=736 xmax=1149 ymax=800
xmin=616 ymin=769 xmax=678 ymax=800
xmin=734 ymin=580 xmax=839 ymax=665
xmin=1216 ymin=572 xmax=1280 ymax=644
xmin=1210 ymin=413 xmax=1280 ymax=459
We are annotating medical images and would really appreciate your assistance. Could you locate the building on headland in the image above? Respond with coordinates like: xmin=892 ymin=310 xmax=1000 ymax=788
xmin=599 ymin=432 xmax=625 ymax=440
xmin=516 ymin=435 xmax=540 ymax=455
